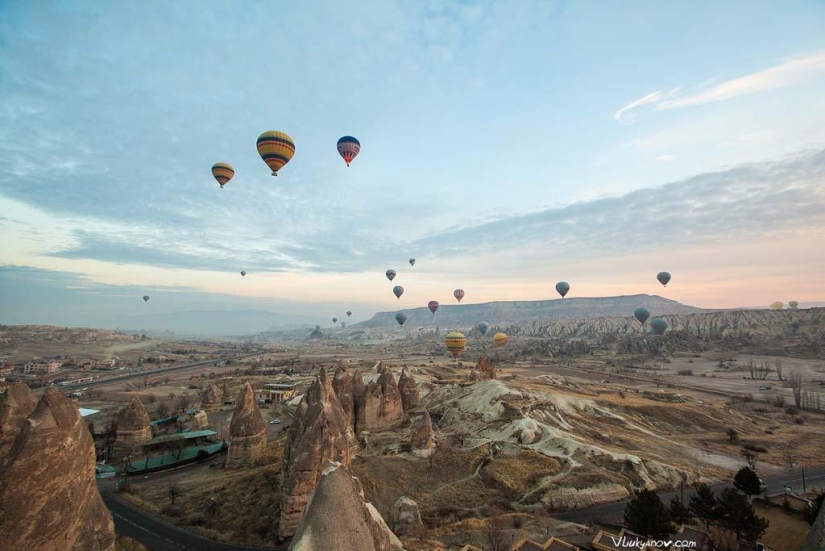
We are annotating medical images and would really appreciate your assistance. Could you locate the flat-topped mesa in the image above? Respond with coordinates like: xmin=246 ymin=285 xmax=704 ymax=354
xmin=0 ymin=382 xmax=38 ymax=460
xmin=332 ymin=363 xmax=355 ymax=427
xmin=0 ymin=389 xmax=116 ymax=550
xmin=287 ymin=461 xmax=402 ymax=551
xmin=476 ymin=355 xmax=496 ymax=380
xmin=355 ymin=367 xmax=404 ymax=434
xmin=115 ymin=395 xmax=152 ymax=451
xmin=279 ymin=367 xmax=359 ymax=541
xmin=397 ymin=365 xmax=420 ymax=412
xmin=226 ymin=382 xmax=267 ymax=468
xmin=410 ymin=410 xmax=436 ymax=458
xmin=201 ymin=382 xmax=223 ymax=412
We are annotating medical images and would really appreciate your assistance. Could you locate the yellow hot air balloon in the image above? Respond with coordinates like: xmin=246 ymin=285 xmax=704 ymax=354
xmin=769 ymin=301 xmax=784 ymax=310
xmin=444 ymin=332 xmax=467 ymax=358
xmin=493 ymin=332 xmax=509 ymax=347
xmin=256 ymin=131 xmax=295 ymax=177
xmin=211 ymin=162 xmax=234 ymax=188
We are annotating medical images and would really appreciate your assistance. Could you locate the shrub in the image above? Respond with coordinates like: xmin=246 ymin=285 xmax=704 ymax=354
xmin=185 ymin=512 xmax=208 ymax=527
xmin=743 ymin=443 xmax=768 ymax=453
xmin=677 ymin=370 xmax=694 ymax=376
xmin=160 ymin=504 xmax=183 ymax=518
xmin=795 ymin=416 xmax=805 ymax=425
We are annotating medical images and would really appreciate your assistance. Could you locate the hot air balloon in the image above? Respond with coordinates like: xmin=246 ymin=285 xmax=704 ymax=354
xmin=386 ymin=269 xmax=397 ymax=281
xmin=769 ymin=301 xmax=784 ymax=311
xmin=444 ymin=332 xmax=467 ymax=358
xmin=256 ymin=131 xmax=295 ymax=177
xmin=454 ymin=289 xmax=465 ymax=303
xmin=341 ymin=321 xmax=346 ymax=328
xmin=337 ymin=136 xmax=360 ymax=167
xmin=211 ymin=163 xmax=234 ymax=188
xmin=395 ymin=312 xmax=407 ymax=325
xmin=332 ymin=317 xmax=338 ymax=323
xmin=633 ymin=307 xmax=650 ymax=324
xmin=240 ymin=271 xmax=247 ymax=277
xmin=789 ymin=301 xmax=799 ymax=310
xmin=428 ymin=301 xmax=439 ymax=315
xmin=477 ymin=321 xmax=490 ymax=335
xmin=650 ymin=317 xmax=668 ymax=335
xmin=657 ymin=272 xmax=671 ymax=287
xmin=555 ymin=281 xmax=570 ymax=299
xmin=346 ymin=311 xmax=352 ymax=317
xmin=409 ymin=258 xmax=416 ymax=266
xmin=493 ymin=332 xmax=509 ymax=347
xmin=142 ymin=295 xmax=150 ymax=302
xmin=393 ymin=285 xmax=404 ymax=299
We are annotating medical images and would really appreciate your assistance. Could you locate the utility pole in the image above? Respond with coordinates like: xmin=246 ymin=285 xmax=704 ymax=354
xmin=802 ymin=465 xmax=807 ymax=493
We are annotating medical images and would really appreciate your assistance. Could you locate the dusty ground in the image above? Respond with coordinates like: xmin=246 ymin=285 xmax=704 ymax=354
xmin=752 ymin=502 xmax=812 ymax=551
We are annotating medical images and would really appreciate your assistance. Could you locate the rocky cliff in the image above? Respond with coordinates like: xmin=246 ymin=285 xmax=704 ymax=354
xmin=397 ymin=366 xmax=420 ymax=413
xmin=0 ymin=389 xmax=116 ymax=550
xmin=356 ymin=368 xmax=404 ymax=433
xmin=226 ymin=382 xmax=267 ymax=468
xmin=0 ymin=382 xmax=38 ymax=460
xmin=332 ymin=363 xmax=355 ymax=427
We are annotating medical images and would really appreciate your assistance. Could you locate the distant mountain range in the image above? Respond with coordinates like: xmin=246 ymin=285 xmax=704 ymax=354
xmin=351 ymin=294 xmax=704 ymax=329
xmin=108 ymin=309 xmax=325 ymax=337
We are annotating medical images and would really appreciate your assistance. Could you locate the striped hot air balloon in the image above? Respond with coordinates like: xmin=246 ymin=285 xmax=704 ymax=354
xmin=257 ymin=131 xmax=295 ymax=177
xmin=493 ymin=332 xmax=509 ymax=347
xmin=428 ymin=301 xmax=439 ymax=315
xmin=211 ymin=162 xmax=234 ymax=188
xmin=444 ymin=332 xmax=467 ymax=358
xmin=337 ymin=136 xmax=360 ymax=167
xmin=454 ymin=289 xmax=465 ymax=303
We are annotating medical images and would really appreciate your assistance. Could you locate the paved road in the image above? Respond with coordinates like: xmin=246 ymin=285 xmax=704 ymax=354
xmin=553 ymin=468 xmax=825 ymax=524
xmin=99 ymin=482 xmax=286 ymax=551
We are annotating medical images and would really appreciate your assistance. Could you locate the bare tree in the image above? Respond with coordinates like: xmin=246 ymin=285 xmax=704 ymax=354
xmin=788 ymin=372 xmax=803 ymax=408
xmin=774 ymin=359 xmax=783 ymax=381
xmin=486 ymin=527 xmax=509 ymax=551
xmin=167 ymin=482 xmax=181 ymax=504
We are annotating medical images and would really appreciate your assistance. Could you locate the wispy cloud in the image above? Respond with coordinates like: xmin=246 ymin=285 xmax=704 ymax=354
xmin=615 ymin=52 xmax=825 ymax=122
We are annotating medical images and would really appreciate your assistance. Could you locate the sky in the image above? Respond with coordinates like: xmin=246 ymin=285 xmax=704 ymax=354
xmin=1 ymin=0 xmax=824 ymax=327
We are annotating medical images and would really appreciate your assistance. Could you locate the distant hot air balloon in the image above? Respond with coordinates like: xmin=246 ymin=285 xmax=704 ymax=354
xmin=393 ymin=285 xmax=404 ymax=299
xmin=142 ymin=295 xmax=150 ymax=302
xmin=211 ymin=162 xmax=234 ymax=188
xmin=555 ymin=281 xmax=570 ymax=299
xmin=657 ymin=272 xmax=671 ymax=287
xmin=386 ymin=269 xmax=397 ymax=281
xmin=341 ymin=321 xmax=346 ymax=328
xmin=477 ymin=321 xmax=490 ymax=335
xmin=347 ymin=311 xmax=352 ymax=317
xmin=788 ymin=301 xmax=799 ymax=310
xmin=633 ymin=307 xmax=650 ymax=324
xmin=337 ymin=136 xmax=360 ymax=167
xmin=650 ymin=317 xmax=668 ymax=335
xmin=493 ymin=332 xmax=509 ymax=347
xmin=409 ymin=258 xmax=416 ymax=266
xmin=770 ymin=301 xmax=784 ymax=311
xmin=428 ymin=300 xmax=439 ymax=315
xmin=240 ymin=271 xmax=247 ymax=277
xmin=332 ymin=317 xmax=338 ymax=323
xmin=395 ymin=312 xmax=407 ymax=326
xmin=444 ymin=332 xmax=467 ymax=358
xmin=256 ymin=131 xmax=295 ymax=177
xmin=454 ymin=289 xmax=465 ymax=303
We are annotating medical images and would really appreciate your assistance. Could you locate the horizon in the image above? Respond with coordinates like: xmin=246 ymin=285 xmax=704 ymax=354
xmin=2 ymin=1 xmax=824 ymax=328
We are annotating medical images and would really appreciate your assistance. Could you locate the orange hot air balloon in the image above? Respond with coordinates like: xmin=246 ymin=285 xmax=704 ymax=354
xmin=493 ymin=332 xmax=509 ymax=347
xmin=256 ymin=131 xmax=295 ymax=177
xmin=444 ymin=332 xmax=467 ymax=358
xmin=211 ymin=162 xmax=234 ymax=188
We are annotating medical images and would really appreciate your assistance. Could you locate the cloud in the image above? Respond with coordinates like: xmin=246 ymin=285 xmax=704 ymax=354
xmin=615 ymin=52 xmax=825 ymax=122
xmin=655 ymin=154 xmax=674 ymax=162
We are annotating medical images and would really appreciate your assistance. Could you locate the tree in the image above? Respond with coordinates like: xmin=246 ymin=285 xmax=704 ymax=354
xmin=740 ymin=449 xmax=757 ymax=471
xmin=726 ymin=428 xmax=739 ymax=443
xmin=788 ymin=371 xmax=803 ymax=408
xmin=155 ymin=403 xmax=169 ymax=419
xmin=733 ymin=467 xmax=762 ymax=499
xmin=167 ymin=482 xmax=181 ymax=504
xmin=669 ymin=495 xmax=693 ymax=526
xmin=689 ymin=483 xmax=720 ymax=530
xmin=486 ymin=527 xmax=508 ymax=551
xmin=717 ymin=488 xmax=768 ymax=542
xmin=623 ymin=489 xmax=674 ymax=540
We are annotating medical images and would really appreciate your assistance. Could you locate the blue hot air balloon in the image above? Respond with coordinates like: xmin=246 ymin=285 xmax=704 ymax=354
xmin=634 ymin=307 xmax=650 ymax=324
xmin=650 ymin=317 xmax=668 ymax=335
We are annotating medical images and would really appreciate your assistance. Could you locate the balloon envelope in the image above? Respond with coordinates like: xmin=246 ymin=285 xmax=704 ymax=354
xmin=337 ymin=136 xmax=360 ymax=166
xmin=555 ymin=281 xmax=570 ymax=298
xmin=454 ymin=289 xmax=465 ymax=303
xmin=788 ymin=301 xmax=799 ymax=310
xmin=409 ymin=258 xmax=416 ymax=266
xmin=444 ymin=332 xmax=467 ymax=357
xmin=341 ymin=322 xmax=346 ymax=328
xmin=650 ymin=317 xmax=668 ymax=335
xmin=769 ymin=301 xmax=783 ymax=311
xmin=386 ymin=269 xmax=396 ymax=281
xmin=395 ymin=312 xmax=407 ymax=325
xmin=346 ymin=311 xmax=352 ymax=317
xmin=332 ymin=317 xmax=338 ymax=323
xmin=393 ymin=285 xmax=404 ymax=299
xmin=493 ymin=332 xmax=509 ymax=347
xmin=477 ymin=321 xmax=490 ymax=335
xmin=142 ymin=295 xmax=150 ymax=302
xmin=633 ymin=307 xmax=650 ymax=324
xmin=428 ymin=300 xmax=439 ymax=314
xmin=657 ymin=272 xmax=671 ymax=286
xmin=240 ymin=271 xmax=246 ymax=277
xmin=256 ymin=131 xmax=295 ymax=176
xmin=211 ymin=162 xmax=234 ymax=188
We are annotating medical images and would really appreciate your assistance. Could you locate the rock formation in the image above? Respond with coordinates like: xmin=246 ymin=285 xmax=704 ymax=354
xmin=476 ymin=355 xmax=496 ymax=380
xmin=356 ymin=368 xmax=404 ymax=433
xmin=190 ymin=410 xmax=208 ymax=430
xmin=288 ymin=462 xmax=402 ymax=551
xmin=226 ymin=383 xmax=267 ymax=468
xmin=391 ymin=496 xmax=423 ymax=537
xmin=397 ymin=366 xmax=420 ymax=412
xmin=201 ymin=382 xmax=223 ymax=412
xmin=410 ymin=410 xmax=436 ymax=457
xmin=115 ymin=395 xmax=152 ymax=451
xmin=332 ymin=363 xmax=355 ymax=427
xmin=279 ymin=368 xmax=360 ymax=540
xmin=0 ymin=389 xmax=116 ymax=550
xmin=0 ymin=382 xmax=38 ymax=460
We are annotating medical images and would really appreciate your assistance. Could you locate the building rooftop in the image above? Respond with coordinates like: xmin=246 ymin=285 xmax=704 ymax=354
xmin=146 ymin=429 xmax=217 ymax=445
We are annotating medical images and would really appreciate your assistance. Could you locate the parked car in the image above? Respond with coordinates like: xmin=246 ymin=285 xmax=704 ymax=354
xmin=270 ymin=419 xmax=282 ymax=424
xmin=759 ymin=385 xmax=772 ymax=390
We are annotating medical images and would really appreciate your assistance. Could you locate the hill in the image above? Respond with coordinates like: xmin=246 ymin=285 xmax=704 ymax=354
xmin=109 ymin=309 xmax=325 ymax=337
xmin=351 ymin=294 xmax=703 ymax=329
